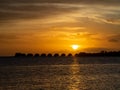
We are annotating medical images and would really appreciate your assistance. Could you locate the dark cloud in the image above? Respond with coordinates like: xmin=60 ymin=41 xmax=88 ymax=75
xmin=83 ymin=47 xmax=113 ymax=52
xmin=108 ymin=34 xmax=120 ymax=43
xmin=98 ymin=10 xmax=120 ymax=24
xmin=0 ymin=32 xmax=35 ymax=42
xmin=0 ymin=33 xmax=18 ymax=40
xmin=0 ymin=33 xmax=19 ymax=43
xmin=0 ymin=0 xmax=120 ymax=22
xmin=0 ymin=0 xmax=120 ymax=5
xmin=0 ymin=3 xmax=80 ymax=23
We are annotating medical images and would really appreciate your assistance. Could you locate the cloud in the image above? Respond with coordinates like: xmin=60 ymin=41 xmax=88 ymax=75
xmin=48 ymin=31 xmax=100 ymax=41
xmin=51 ymin=26 xmax=85 ymax=32
xmin=0 ymin=0 xmax=120 ymax=42
xmin=0 ymin=33 xmax=19 ymax=43
xmin=0 ymin=0 xmax=120 ymax=5
xmin=94 ymin=9 xmax=120 ymax=25
xmin=0 ymin=3 xmax=80 ymax=23
xmin=0 ymin=0 xmax=120 ymax=25
xmin=82 ymin=47 xmax=117 ymax=52
xmin=108 ymin=34 xmax=120 ymax=43
xmin=0 ymin=34 xmax=17 ymax=39
xmin=0 ymin=32 xmax=37 ymax=43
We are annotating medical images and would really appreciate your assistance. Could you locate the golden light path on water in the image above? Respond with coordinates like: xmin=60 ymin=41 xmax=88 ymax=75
xmin=68 ymin=57 xmax=84 ymax=90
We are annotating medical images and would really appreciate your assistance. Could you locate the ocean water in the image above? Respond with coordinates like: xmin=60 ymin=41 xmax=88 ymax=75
xmin=0 ymin=57 xmax=120 ymax=90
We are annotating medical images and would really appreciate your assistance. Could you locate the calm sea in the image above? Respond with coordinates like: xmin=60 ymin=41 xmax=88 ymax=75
xmin=0 ymin=57 xmax=120 ymax=90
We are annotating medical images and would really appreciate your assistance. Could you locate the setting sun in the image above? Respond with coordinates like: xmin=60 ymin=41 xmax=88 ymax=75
xmin=71 ymin=45 xmax=79 ymax=50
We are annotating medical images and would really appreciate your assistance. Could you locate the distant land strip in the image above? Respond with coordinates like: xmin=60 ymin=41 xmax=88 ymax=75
xmin=0 ymin=51 xmax=120 ymax=66
xmin=14 ymin=51 xmax=120 ymax=57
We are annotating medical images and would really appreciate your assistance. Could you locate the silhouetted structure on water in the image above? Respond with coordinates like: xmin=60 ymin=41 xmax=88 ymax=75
xmin=15 ymin=53 xmax=26 ymax=57
xmin=41 ymin=53 xmax=46 ymax=57
xmin=47 ymin=53 xmax=52 ymax=57
xmin=54 ymin=53 xmax=59 ymax=57
xmin=34 ymin=53 xmax=40 ymax=57
xmin=61 ymin=53 xmax=66 ymax=57
xmin=14 ymin=51 xmax=120 ymax=57
xmin=67 ymin=53 xmax=72 ymax=57
xmin=27 ymin=53 xmax=33 ymax=57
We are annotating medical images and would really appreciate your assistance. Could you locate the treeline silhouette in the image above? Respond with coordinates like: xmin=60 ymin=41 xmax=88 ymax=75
xmin=15 ymin=51 xmax=120 ymax=57
xmin=75 ymin=51 xmax=120 ymax=57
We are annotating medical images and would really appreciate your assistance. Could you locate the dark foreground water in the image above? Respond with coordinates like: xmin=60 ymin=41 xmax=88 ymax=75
xmin=0 ymin=57 xmax=120 ymax=90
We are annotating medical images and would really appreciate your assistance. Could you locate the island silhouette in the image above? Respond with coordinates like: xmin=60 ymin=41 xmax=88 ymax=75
xmin=0 ymin=51 xmax=120 ymax=66
xmin=14 ymin=51 xmax=120 ymax=57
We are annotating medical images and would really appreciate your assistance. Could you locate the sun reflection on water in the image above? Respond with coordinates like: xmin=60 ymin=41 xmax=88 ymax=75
xmin=68 ymin=57 xmax=81 ymax=90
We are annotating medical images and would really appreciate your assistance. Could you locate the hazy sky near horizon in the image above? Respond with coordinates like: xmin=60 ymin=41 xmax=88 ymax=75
xmin=0 ymin=0 xmax=120 ymax=56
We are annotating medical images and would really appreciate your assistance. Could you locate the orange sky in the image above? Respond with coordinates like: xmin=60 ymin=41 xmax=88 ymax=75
xmin=0 ymin=0 xmax=120 ymax=56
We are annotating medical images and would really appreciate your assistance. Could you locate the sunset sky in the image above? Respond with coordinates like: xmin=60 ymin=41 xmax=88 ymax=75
xmin=0 ymin=0 xmax=120 ymax=56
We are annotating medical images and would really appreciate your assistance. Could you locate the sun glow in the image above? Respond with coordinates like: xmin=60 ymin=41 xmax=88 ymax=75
xmin=71 ymin=45 xmax=79 ymax=50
